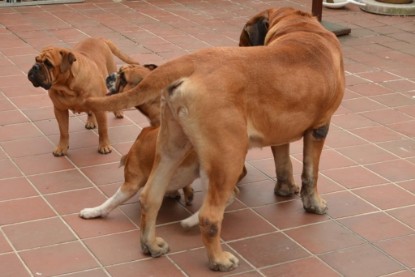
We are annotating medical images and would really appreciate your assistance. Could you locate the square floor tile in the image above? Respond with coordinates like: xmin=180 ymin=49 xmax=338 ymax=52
xmin=387 ymin=206 xmax=415 ymax=229
xmin=375 ymin=235 xmax=415 ymax=269
xmin=0 ymin=177 xmax=37 ymax=201
xmin=0 ymin=136 xmax=54 ymax=158
xmin=13 ymin=153 xmax=74 ymax=175
xmin=3 ymin=217 xmax=76 ymax=250
xmin=229 ymin=232 xmax=309 ymax=268
xmin=339 ymin=212 xmax=413 ymax=242
xmin=169 ymin=245 xmax=253 ymax=276
xmin=325 ymin=191 xmax=377 ymax=218
xmin=106 ymin=257 xmax=184 ymax=277
xmin=20 ymin=241 xmax=99 ymax=276
xmin=366 ymin=159 xmax=415 ymax=182
xmin=254 ymin=199 xmax=329 ymax=230
xmin=221 ymin=209 xmax=275 ymax=241
xmin=323 ymin=166 xmax=387 ymax=189
xmin=81 ymin=163 xmax=124 ymax=186
xmin=0 ymin=196 xmax=55 ymax=225
xmin=64 ymin=210 xmax=137 ymax=239
xmin=45 ymin=188 xmax=107 ymax=215
xmin=28 ymin=169 xmax=93 ymax=194
xmin=0 ymin=253 xmax=31 ymax=277
xmin=336 ymin=144 xmax=397 ymax=165
xmin=236 ymin=179 xmax=298 ymax=207
xmin=285 ymin=221 xmax=365 ymax=254
xmin=352 ymin=126 xmax=404 ymax=143
xmin=353 ymin=184 xmax=415 ymax=210
xmin=83 ymin=230 xmax=146 ymax=266
xmin=319 ymin=244 xmax=403 ymax=277
xmin=0 ymin=159 xmax=22 ymax=179
xmin=261 ymin=257 xmax=340 ymax=277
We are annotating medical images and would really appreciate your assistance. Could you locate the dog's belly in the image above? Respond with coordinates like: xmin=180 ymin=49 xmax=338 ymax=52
xmin=247 ymin=115 xmax=309 ymax=148
xmin=166 ymin=163 xmax=199 ymax=193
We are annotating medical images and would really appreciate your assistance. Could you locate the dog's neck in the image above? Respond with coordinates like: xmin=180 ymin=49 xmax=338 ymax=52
xmin=136 ymin=97 xmax=161 ymax=127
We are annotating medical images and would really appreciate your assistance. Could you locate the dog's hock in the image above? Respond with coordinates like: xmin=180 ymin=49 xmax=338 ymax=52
xmin=312 ymin=124 xmax=330 ymax=140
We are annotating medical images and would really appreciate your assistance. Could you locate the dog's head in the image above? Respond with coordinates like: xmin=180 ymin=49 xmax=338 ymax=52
xmin=239 ymin=7 xmax=312 ymax=47
xmin=28 ymin=47 xmax=76 ymax=90
xmin=106 ymin=64 xmax=157 ymax=95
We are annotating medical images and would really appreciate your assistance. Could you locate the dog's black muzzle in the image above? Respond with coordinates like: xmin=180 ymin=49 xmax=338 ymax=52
xmin=28 ymin=63 xmax=51 ymax=90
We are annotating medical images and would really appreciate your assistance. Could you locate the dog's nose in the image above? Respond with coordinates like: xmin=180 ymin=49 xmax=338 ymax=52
xmin=31 ymin=63 xmax=41 ymax=72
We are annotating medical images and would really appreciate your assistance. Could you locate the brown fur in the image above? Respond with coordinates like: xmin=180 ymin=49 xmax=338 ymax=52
xmin=84 ymin=8 xmax=345 ymax=272
xmin=27 ymin=37 xmax=138 ymax=156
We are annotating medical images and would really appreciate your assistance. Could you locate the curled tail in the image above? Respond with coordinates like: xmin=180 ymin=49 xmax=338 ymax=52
xmin=104 ymin=39 xmax=139 ymax=65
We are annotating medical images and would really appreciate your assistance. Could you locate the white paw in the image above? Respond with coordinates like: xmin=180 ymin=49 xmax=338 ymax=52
xmin=180 ymin=211 xmax=199 ymax=229
xmin=79 ymin=207 xmax=106 ymax=219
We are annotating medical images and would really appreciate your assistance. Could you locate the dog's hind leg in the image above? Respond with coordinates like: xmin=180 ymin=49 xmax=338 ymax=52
xmin=79 ymin=185 xmax=135 ymax=219
xmin=300 ymin=124 xmax=330 ymax=214
xmin=139 ymin=102 xmax=192 ymax=258
xmin=85 ymin=112 xmax=97 ymax=129
xmin=80 ymin=154 xmax=146 ymax=219
xmin=272 ymin=144 xmax=299 ymax=196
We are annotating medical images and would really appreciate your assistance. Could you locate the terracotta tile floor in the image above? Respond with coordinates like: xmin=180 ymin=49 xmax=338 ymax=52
xmin=0 ymin=0 xmax=414 ymax=276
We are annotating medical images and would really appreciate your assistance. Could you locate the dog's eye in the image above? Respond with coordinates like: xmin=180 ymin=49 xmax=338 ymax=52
xmin=44 ymin=59 xmax=53 ymax=68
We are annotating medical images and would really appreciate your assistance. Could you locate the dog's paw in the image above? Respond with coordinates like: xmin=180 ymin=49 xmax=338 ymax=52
xmin=114 ymin=111 xmax=124 ymax=119
xmin=98 ymin=145 xmax=112 ymax=154
xmin=180 ymin=211 xmax=199 ymax=229
xmin=274 ymin=181 xmax=300 ymax=197
xmin=209 ymin=251 xmax=239 ymax=272
xmin=85 ymin=121 xmax=97 ymax=129
xmin=141 ymin=237 xmax=169 ymax=257
xmin=53 ymin=146 xmax=68 ymax=157
xmin=79 ymin=207 xmax=106 ymax=219
xmin=301 ymin=193 xmax=327 ymax=215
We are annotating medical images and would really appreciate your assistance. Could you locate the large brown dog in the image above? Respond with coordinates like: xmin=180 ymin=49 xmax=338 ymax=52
xmin=28 ymin=37 xmax=138 ymax=156
xmin=84 ymin=8 xmax=345 ymax=272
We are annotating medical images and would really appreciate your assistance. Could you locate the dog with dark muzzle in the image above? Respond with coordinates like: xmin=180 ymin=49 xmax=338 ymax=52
xmin=27 ymin=37 xmax=138 ymax=156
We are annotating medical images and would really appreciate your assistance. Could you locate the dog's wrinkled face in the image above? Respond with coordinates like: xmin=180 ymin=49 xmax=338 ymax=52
xmin=106 ymin=64 xmax=157 ymax=95
xmin=27 ymin=47 xmax=76 ymax=90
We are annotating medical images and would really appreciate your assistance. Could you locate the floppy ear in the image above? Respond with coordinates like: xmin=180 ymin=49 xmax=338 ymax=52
xmin=60 ymin=50 xmax=76 ymax=73
xmin=239 ymin=16 xmax=269 ymax=46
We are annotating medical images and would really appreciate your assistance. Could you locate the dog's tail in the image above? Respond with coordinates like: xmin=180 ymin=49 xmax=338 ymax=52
xmin=104 ymin=39 xmax=140 ymax=65
xmin=85 ymin=56 xmax=195 ymax=112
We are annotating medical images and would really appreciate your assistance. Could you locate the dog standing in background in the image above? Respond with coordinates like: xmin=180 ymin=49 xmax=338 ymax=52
xmin=28 ymin=37 xmax=138 ymax=156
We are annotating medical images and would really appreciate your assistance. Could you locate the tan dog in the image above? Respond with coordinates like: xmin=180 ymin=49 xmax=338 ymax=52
xmin=79 ymin=64 xmax=245 ymax=228
xmin=84 ymin=7 xmax=345 ymax=272
xmin=27 ymin=37 xmax=138 ymax=156
xmin=80 ymin=64 xmax=195 ymax=221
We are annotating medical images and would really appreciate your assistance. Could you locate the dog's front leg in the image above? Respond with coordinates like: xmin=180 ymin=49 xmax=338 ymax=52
xmin=300 ymin=125 xmax=330 ymax=214
xmin=53 ymin=107 xmax=70 ymax=156
xmin=272 ymin=144 xmax=299 ymax=196
xmin=94 ymin=111 xmax=112 ymax=154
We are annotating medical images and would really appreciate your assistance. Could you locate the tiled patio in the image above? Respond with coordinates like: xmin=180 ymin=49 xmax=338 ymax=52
xmin=0 ymin=0 xmax=414 ymax=276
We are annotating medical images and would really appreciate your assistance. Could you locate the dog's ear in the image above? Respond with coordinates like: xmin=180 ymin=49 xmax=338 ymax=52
xmin=60 ymin=50 xmax=77 ymax=73
xmin=144 ymin=64 xmax=158 ymax=71
xmin=239 ymin=13 xmax=269 ymax=47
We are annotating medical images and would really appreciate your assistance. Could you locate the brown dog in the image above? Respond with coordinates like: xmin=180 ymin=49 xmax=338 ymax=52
xmin=27 ymin=37 xmax=138 ymax=156
xmin=84 ymin=7 xmax=345 ymax=272
xmin=79 ymin=64 xmax=195 ymax=220
xmin=80 ymin=64 xmax=245 ymax=228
